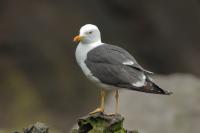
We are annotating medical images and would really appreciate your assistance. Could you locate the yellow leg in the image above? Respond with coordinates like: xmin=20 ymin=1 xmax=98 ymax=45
xmin=89 ymin=89 xmax=106 ymax=114
xmin=115 ymin=90 xmax=119 ymax=114
xmin=108 ymin=90 xmax=119 ymax=115
xmin=100 ymin=89 xmax=105 ymax=109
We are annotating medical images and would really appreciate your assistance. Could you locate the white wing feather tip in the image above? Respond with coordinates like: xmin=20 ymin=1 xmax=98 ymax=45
xmin=123 ymin=60 xmax=134 ymax=65
xmin=132 ymin=80 xmax=145 ymax=87
xmin=144 ymin=70 xmax=154 ymax=74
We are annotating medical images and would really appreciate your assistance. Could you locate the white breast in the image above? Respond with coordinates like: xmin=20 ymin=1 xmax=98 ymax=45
xmin=75 ymin=41 xmax=103 ymax=83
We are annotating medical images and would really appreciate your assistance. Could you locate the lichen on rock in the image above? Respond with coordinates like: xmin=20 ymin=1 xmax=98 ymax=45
xmin=72 ymin=113 xmax=138 ymax=133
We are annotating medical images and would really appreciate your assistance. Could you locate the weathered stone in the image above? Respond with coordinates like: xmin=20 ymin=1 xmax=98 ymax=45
xmin=72 ymin=113 xmax=137 ymax=133
xmin=23 ymin=122 xmax=48 ymax=133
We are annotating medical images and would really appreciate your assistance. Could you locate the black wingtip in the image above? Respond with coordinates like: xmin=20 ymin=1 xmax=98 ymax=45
xmin=163 ymin=90 xmax=173 ymax=95
xmin=149 ymin=81 xmax=173 ymax=95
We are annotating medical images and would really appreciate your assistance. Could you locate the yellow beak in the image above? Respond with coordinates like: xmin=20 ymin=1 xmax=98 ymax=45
xmin=73 ymin=35 xmax=82 ymax=42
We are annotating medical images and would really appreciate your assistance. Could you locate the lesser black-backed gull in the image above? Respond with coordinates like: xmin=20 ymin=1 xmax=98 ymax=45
xmin=73 ymin=24 xmax=172 ymax=114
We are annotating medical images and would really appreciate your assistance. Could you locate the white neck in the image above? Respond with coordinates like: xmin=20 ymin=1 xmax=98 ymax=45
xmin=75 ymin=41 xmax=103 ymax=78
xmin=77 ymin=40 xmax=103 ymax=55
xmin=75 ymin=40 xmax=103 ymax=65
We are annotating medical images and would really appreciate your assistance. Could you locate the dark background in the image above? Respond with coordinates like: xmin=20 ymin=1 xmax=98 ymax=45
xmin=0 ymin=0 xmax=200 ymax=132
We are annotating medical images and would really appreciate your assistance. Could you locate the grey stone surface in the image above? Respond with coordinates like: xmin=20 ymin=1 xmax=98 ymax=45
xmin=24 ymin=122 xmax=48 ymax=133
xmin=106 ymin=74 xmax=200 ymax=133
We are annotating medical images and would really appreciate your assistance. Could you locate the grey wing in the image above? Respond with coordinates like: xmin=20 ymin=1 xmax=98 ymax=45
xmin=85 ymin=44 xmax=172 ymax=95
xmin=108 ymin=45 xmax=154 ymax=74
xmin=87 ymin=44 xmax=153 ymax=74
xmin=85 ymin=44 xmax=147 ymax=88
xmin=85 ymin=62 xmax=146 ymax=88
xmin=90 ymin=44 xmax=143 ymax=69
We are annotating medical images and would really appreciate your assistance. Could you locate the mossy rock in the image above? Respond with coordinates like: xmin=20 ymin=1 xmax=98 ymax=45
xmin=23 ymin=122 xmax=48 ymax=133
xmin=72 ymin=113 xmax=138 ymax=133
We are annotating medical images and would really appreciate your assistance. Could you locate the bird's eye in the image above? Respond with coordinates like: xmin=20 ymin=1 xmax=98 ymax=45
xmin=88 ymin=31 xmax=93 ymax=34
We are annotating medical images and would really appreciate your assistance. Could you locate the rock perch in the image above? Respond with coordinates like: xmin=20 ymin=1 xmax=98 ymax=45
xmin=72 ymin=112 xmax=138 ymax=133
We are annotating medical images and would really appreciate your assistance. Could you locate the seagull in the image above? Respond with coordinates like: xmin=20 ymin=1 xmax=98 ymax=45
xmin=73 ymin=24 xmax=172 ymax=114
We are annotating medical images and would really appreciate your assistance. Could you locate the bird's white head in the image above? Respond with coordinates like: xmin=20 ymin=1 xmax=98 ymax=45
xmin=73 ymin=24 xmax=101 ymax=44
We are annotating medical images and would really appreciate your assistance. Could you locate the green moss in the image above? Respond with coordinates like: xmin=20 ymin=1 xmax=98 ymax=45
xmin=72 ymin=113 xmax=136 ymax=133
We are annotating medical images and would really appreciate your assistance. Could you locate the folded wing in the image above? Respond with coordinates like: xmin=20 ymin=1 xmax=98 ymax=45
xmin=85 ymin=44 xmax=172 ymax=95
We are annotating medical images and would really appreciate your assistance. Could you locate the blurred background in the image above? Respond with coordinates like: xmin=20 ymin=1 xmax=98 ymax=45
xmin=0 ymin=0 xmax=200 ymax=133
